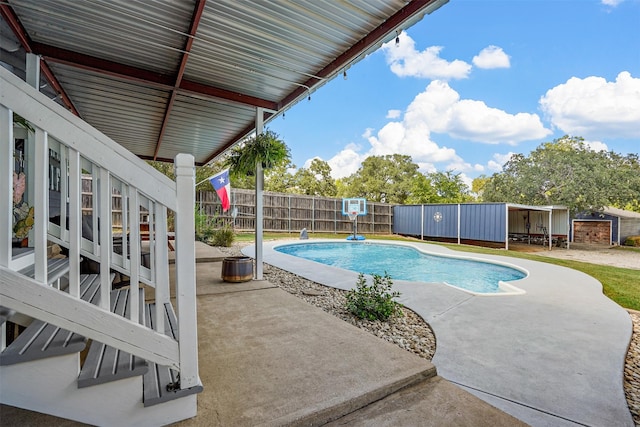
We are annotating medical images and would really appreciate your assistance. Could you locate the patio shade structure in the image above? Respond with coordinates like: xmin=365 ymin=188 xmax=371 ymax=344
xmin=1 ymin=0 xmax=449 ymax=276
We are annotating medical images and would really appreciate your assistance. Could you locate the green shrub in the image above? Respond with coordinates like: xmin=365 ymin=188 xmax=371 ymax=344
xmin=210 ymin=224 xmax=235 ymax=247
xmin=345 ymin=272 xmax=402 ymax=321
xmin=624 ymin=235 xmax=640 ymax=247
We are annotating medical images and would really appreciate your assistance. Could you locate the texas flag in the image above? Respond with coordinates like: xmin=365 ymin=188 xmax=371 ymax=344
xmin=209 ymin=169 xmax=231 ymax=212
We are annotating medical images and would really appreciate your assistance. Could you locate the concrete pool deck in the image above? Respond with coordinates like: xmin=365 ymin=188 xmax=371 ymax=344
xmin=246 ymin=239 xmax=634 ymax=427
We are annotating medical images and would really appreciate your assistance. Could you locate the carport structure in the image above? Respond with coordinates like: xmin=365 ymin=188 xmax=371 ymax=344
xmin=1 ymin=0 xmax=449 ymax=279
xmin=393 ymin=203 xmax=570 ymax=250
xmin=1 ymin=0 xmax=448 ymax=164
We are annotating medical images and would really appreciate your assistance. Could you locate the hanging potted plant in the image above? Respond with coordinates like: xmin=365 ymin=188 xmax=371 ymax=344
xmin=220 ymin=129 xmax=290 ymax=282
xmin=224 ymin=129 xmax=290 ymax=177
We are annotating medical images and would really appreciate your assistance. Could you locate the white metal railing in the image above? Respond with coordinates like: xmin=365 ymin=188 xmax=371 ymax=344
xmin=0 ymin=66 xmax=198 ymax=388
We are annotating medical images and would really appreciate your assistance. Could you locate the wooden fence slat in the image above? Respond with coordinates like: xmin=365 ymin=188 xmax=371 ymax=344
xmin=197 ymin=189 xmax=393 ymax=234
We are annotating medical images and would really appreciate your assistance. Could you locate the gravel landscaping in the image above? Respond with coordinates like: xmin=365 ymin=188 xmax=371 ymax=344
xmin=222 ymin=242 xmax=639 ymax=424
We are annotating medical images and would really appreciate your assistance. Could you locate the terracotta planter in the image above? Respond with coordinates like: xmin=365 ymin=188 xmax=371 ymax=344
xmin=221 ymin=256 xmax=253 ymax=282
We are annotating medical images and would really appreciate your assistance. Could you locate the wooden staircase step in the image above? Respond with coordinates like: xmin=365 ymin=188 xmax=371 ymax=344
xmin=142 ymin=302 xmax=203 ymax=407
xmin=78 ymin=287 xmax=147 ymax=387
xmin=0 ymin=274 xmax=101 ymax=366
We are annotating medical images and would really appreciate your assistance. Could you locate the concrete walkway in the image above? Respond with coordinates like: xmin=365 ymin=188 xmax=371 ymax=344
xmin=250 ymin=239 xmax=634 ymax=427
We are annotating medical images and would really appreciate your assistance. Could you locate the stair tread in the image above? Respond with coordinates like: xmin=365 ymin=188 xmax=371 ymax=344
xmin=18 ymin=257 xmax=70 ymax=286
xmin=142 ymin=302 xmax=202 ymax=407
xmin=78 ymin=287 xmax=148 ymax=387
xmin=0 ymin=274 xmax=101 ymax=366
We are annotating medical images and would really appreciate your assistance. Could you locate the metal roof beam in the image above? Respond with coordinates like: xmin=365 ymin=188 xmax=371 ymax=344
xmin=30 ymin=42 xmax=277 ymax=111
xmin=279 ymin=0 xmax=443 ymax=109
xmin=1 ymin=4 xmax=79 ymax=116
xmin=153 ymin=0 xmax=207 ymax=160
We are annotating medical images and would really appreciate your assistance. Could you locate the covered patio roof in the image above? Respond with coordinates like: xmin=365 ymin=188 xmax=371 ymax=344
xmin=1 ymin=0 xmax=448 ymax=165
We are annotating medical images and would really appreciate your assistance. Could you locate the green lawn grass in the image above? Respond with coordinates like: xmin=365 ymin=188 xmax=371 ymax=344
xmin=235 ymin=231 xmax=640 ymax=311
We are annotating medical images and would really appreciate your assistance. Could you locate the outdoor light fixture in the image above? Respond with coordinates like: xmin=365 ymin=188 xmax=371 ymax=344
xmin=395 ymin=29 xmax=401 ymax=47
xmin=343 ymin=70 xmax=347 ymax=80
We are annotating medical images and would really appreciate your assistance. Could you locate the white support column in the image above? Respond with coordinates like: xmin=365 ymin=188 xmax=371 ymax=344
xmin=174 ymin=153 xmax=198 ymax=389
xmin=129 ymin=189 xmax=140 ymax=323
xmin=34 ymin=128 xmax=48 ymax=284
xmin=98 ymin=168 xmax=112 ymax=310
xmin=457 ymin=204 xmax=461 ymax=245
xmin=68 ymin=149 xmax=81 ymax=297
xmin=25 ymin=53 xmax=40 ymax=89
xmin=548 ymin=210 xmax=553 ymax=251
xmin=505 ymin=204 xmax=510 ymax=251
xmin=255 ymin=107 xmax=264 ymax=280
xmin=420 ymin=205 xmax=424 ymax=240
xmin=0 ymin=106 xmax=12 ymax=268
xmin=154 ymin=204 xmax=169 ymax=335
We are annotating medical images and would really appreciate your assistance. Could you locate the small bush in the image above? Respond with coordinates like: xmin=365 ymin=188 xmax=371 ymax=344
xmin=210 ymin=224 xmax=235 ymax=247
xmin=624 ymin=235 xmax=640 ymax=247
xmin=345 ymin=272 xmax=402 ymax=321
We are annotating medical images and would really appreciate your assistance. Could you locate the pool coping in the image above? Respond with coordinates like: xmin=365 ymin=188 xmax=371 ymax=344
xmin=243 ymin=238 xmax=634 ymax=427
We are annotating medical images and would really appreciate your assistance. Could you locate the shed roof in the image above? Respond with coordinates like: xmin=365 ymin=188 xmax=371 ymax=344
xmin=602 ymin=206 xmax=640 ymax=219
xmin=1 ymin=0 xmax=448 ymax=165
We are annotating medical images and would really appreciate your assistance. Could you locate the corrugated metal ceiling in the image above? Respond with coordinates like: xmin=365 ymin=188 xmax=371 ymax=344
xmin=1 ymin=0 xmax=448 ymax=165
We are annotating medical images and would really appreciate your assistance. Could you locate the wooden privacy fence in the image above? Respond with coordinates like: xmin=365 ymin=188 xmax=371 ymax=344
xmin=197 ymin=189 xmax=393 ymax=234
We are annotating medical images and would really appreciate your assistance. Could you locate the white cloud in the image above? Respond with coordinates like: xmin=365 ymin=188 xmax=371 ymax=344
xmin=326 ymin=144 xmax=364 ymax=179
xmin=540 ymin=71 xmax=640 ymax=139
xmin=602 ymin=0 xmax=624 ymax=6
xmin=381 ymin=33 xmax=472 ymax=80
xmin=487 ymin=152 xmax=515 ymax=172
xmin=584 ymin=140 xmax=609 ymax=152
xmin=386 ymin=109 xmax=402 ymax=119
xmin=406 ymin=80 xmax=551 ymax=144
xmin=472 ymin=46 xmax=511 ymax=69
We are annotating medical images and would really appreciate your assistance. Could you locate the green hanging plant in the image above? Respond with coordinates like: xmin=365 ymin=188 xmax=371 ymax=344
xmin=224 ymin=130 xmax=290 ymax=177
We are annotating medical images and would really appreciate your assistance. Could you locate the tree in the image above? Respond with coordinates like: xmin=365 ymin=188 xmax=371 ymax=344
xmin=293 ymin=158 xmax=337 ymax=197
xmin=471 ymin=175 xmax=491 ymax=201
xmin=264 ymin=160 xmax=296 ymax=193
xmin=341 ymin=154 xmax=420 ymax=204
xmin=483 ymin=135 xmax=640 ymax=213
xmin=428 ymin=171 xmax=471 ymax=203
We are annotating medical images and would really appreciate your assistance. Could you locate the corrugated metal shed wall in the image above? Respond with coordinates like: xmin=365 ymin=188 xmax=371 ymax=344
xmin=393 ymin=203 xmax=507 ymax=243
xmin=423 ymin=204 xmax=459 ymax=238
xmin=460 ymin=203 xmax=505 ymax=241
xmin=392 ymin=205 xmax=422 ymax=236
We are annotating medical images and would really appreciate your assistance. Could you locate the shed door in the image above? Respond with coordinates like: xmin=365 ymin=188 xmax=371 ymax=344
xmin=574 ymin=221 xmax=610 ymax=244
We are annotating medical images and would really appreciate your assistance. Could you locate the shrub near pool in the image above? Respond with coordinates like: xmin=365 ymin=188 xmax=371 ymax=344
xmin=345 ymin=272 xmax=403 ymax=321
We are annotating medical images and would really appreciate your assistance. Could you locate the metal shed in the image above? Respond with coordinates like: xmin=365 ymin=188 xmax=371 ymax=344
xmin=572 ymin=207 xmax=640 ymax=245
xmin=393 ymin=203 xmax=569 ymax=250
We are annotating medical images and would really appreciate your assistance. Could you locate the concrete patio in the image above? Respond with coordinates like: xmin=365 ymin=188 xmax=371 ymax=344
xmin=1 ymin=241 xmax=526 ymax=426
xmin=250 ymin=239 xmax=634 ymax=427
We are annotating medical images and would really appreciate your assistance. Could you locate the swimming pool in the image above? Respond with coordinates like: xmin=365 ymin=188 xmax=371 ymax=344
xmin=275 ymin=241 xmax=528 ymax=295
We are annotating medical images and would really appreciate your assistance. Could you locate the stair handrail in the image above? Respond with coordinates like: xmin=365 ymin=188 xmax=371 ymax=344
xmin=0 ymin=66 xmax=198 ymax=389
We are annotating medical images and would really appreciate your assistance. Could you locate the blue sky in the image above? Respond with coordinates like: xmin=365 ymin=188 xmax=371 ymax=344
xmin=269 ymin=0 xmax=640 ymax=187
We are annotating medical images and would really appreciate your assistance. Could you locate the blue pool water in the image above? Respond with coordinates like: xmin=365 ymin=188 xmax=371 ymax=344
xmin=275 ymin=242 xmax=527 ymax=294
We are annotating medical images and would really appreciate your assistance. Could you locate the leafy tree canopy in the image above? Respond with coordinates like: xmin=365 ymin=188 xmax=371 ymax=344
xmin=293 ymin=158 xmax=337 ymax=197
xmin=483 ymin=135 xmax=640 ymax=213
xmin=339 ymin=154 xmax=420 ymax=204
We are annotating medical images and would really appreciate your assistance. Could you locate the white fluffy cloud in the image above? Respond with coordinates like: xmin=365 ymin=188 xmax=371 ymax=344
xmin=584 ymin=140 xmax=609 ymax=152
xmin=381 ymin=33 xmax=472 ymax=80
xmin=472 ymin=46 xmax=511 ymax=69
xmin=540 ymin=71 xmax=640 ymax=139
xmin=320 ymin=81 xmax=550 ymax=179
xmin=602 ymin=0 xmax=624 ymax=6
xmin=386 ymin=109 xmax=402 ymax=119
xmin=405 ymin=80 xmax=551 ymax=144
xmin=327 ymin=144 xmax=364 ymax=179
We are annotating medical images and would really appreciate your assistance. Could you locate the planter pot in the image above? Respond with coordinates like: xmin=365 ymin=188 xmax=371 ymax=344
xmin=221 ymin=256 xmax=254 ymax=283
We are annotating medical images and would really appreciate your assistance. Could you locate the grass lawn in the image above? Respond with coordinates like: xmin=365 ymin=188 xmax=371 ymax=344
xmin=235 ymin=231 xmax=640 ymax=311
